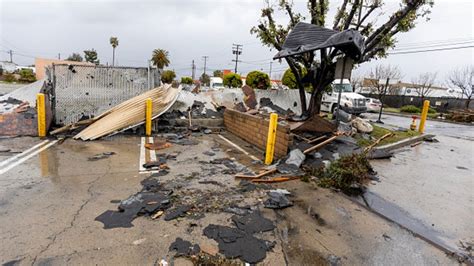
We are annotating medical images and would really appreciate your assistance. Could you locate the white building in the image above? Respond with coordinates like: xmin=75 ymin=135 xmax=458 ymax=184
xmin=0 ymin=61 xmax=18 ymax=73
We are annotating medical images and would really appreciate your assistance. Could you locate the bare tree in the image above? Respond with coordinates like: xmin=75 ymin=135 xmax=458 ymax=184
xmin=365 ymin=65 xmax=402 ymax=100
xmin=350 ymin=75 xmax=363 ymax=92
xmin=365 ymin=64 xmax=402 ymax=122
xmin=412 ymin=72 xmax=437 ymax=104
xmin=447 ymin=66 xmax=473 ymax=109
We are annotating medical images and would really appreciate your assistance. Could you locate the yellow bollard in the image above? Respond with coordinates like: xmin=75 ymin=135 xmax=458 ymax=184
xmin=418 ymin=100 xmax=430 ymax=133
xmin=36 ymin=93 xmax=46 ymax=137
xmin=145 ymin=98 xmax=152 ymax=136
xmin=265 ymin=113 xmax=278 ymax=165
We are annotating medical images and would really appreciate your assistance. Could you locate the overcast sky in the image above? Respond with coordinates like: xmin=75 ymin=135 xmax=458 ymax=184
xmin=0 ymin=0 xmax=472 ymax=85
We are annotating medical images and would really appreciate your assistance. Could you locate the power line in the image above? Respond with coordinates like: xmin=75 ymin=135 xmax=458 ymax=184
xmin=388 ymin=45 xmax=474 ymax=55
xmin=392 ymin=40 xmax=474 ymax=52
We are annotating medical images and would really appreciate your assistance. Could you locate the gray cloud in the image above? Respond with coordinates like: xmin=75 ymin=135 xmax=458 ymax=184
xmin=1 ymin=0 xmax=472 ymax=84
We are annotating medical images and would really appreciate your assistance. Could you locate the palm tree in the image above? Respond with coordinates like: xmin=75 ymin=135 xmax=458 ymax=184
xmin=151 ymin=49 xmax=170 ymax=69
xmin=109 ymin=37 xmax=119 ymax=66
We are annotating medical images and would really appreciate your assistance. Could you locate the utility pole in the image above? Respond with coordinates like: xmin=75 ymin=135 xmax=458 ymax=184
xmin=232 ymin=44 xmax=242 ymax=73
xmin=202 ymin=56 xmax=208 ymax=75
xmin=191 ymin=60 xmax=196 ymax=80
xmin=58 ymin=53 xmax=61 ymax=60
xmin=9 ymin=50 xmax=13 ymax=63
xmin=269 ymin=62 xmax=273 ymax=78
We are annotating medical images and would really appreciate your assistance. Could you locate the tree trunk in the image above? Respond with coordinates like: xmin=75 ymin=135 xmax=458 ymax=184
xmin=308 ymin=89 xmax=324 ymax=115
xmin=466 ymin=97 xmax=471 ymax=109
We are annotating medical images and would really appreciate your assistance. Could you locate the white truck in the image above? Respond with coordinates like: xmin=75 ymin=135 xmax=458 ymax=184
xmin=209 ymin=77 xmax=224 ymax=90
xmin=320 ymin=79 xmax=367 ymax=115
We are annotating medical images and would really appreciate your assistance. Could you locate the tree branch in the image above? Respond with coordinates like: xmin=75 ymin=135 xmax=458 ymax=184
xmin=343 ymin=0 xmax=360 ymax=30
xmin=333 ymin=0 xmax=349 ymax=30
xmin=364 ymin=1 xmax=423 ymax=53
xmin=356 ymin=4 xmax=378 ymax=30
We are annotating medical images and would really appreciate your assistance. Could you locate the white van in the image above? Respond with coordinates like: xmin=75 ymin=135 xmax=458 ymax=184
xmin=321 ymin=79 xmax=367 ymax=115
xmin=209 ymin=77 xmax=224 ymax=90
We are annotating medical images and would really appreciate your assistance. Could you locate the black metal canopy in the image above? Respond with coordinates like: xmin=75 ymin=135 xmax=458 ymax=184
xmin=273 ymin=22 xmax=365 ymax=60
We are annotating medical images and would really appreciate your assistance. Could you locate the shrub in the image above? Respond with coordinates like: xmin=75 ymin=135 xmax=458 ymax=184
xmin=316 ymin=153 xmax=374 ymax=195
xmin=18 ymin=69 xmax=36 ymax=83
xmin=400 ymin=105 xmax=421 ymax=113
xmin=213 ymin=70 xmax=223 ymax=78
xmin=223 ymin=73 xmax=242 ymax=88
xmin=161 ymin=70 xmax=176 ymax=84
xmin=4 ymin=73 xmax=16 ymax=83
xmin=181 ymin=76 xmax=193 ymax=85
xmin=282 ymin=67 xmax=311 ymax=91
xmin=428 ymin=107 xmax=436 ymax=114
xmin=199 ymin=73 xmax=210 ymax=86
xmin=245 ymin=70 xmax=270 ymax=90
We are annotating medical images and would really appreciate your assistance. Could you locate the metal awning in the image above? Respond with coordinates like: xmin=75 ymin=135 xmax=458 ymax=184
xmin=273 ymin=22 xmax=365 ymax=60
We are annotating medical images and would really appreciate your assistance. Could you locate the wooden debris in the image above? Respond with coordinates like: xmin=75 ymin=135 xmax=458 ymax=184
xmin=307 ymin=135 xmax=327 ymax=144
xmin=151 ymin=210 xmax=164 ymax=219
xmin=252 ymin=176 xmax=300 ymax=183
xmin=303 ymin=135 xmax=339 ymax=154
xmin=234 ymin=168 xmax=277 ymax=179
xmin=364 ymin=133 xmax=393 ymax=152
xmin=145 ymin=142 xmax=172 ymax=150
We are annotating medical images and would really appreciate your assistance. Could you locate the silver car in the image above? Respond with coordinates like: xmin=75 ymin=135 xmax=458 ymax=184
xmin=365 ymin=97 xmax=382 ymax=112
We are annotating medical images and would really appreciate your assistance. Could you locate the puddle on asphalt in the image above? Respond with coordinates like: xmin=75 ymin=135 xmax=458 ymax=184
xmin=358 ymin=191 xmax=467 ymax=259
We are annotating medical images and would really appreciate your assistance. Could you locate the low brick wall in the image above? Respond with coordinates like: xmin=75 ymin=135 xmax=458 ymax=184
xmin=0 ymin=95 xmax=52 ymax=136
xmin=223 ymin=109 xmax=292 ymax=158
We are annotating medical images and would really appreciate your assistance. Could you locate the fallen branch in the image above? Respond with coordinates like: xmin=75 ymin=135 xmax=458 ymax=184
xmin=235 ymin=168 xmax=277 ymax=179
xmin=364 ymin=133 xmax=393 ymax=152
xmin=50 ymin=118 xmax=96 ymax=135
xmin=303 ymin=135 xmax=339 ymax=154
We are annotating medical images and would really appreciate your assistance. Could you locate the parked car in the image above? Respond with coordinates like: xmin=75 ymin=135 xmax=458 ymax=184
xmin=365 ymin=97 xmax=382 ymax=112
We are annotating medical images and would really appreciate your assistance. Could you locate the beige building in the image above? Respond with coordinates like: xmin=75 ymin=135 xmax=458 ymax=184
xmin=35 ymin=58 xmax=94 ymax=80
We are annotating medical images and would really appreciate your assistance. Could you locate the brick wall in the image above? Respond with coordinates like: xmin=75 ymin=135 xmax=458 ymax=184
xmin=223 ymin=109 xmax=292 ymax=158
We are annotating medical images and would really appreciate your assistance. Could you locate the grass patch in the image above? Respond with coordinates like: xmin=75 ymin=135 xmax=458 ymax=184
xmin=383 ymin=107 xmax=400 ymax=113
xmin=354 ymin=124 xmax=420 ymax=147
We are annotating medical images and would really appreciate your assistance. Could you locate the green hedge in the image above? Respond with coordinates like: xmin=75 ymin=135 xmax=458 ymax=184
xmin=400 ymin=105 xmax=421 ymax=113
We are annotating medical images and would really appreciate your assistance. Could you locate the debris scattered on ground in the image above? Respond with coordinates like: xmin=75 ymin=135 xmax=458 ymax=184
xmin=169 ymin=237 xmax=201 ymax=257
xmin=145 ymin=141 xmax=172 ymax=150
xmin=231 ymin=212 xmax=275 ymax=234
xmin=95 ymin=176 xmax=172 ymax=229
xmin=264 ymin=190 xmax=293 ymax=209
xmin=87 ymin=152 xmax=116 ymax=161
xmin=164 ymin=205 xmax=192 ymax=221
xmin=203 ymin=216 xmax=275 ymax=264
xmin=202 ymin=151 xmax=216 ymax=156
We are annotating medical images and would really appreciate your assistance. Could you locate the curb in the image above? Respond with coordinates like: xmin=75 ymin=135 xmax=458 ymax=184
xmin=374 ymin=134 xmax=435 ymax=152
xmin=382 ymin=111 xmax=473 ymax=126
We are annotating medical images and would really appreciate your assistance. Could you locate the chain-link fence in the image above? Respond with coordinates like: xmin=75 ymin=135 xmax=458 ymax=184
xmin=51 ymin=64 xmax=160 ymax=125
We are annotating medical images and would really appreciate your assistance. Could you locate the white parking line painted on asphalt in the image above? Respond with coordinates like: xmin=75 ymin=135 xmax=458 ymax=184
xmin=148 ymin=137 xmax=157 ymax=162
xmin=139 ymin=137 xmax=146 ymax=173
xmin=0 ymin=140 xmax=49 ymax=168
xmin=0 ymin=140 xmax=58 ymax=175
xmin=138 ymin=136 xmax=159 ymax=174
